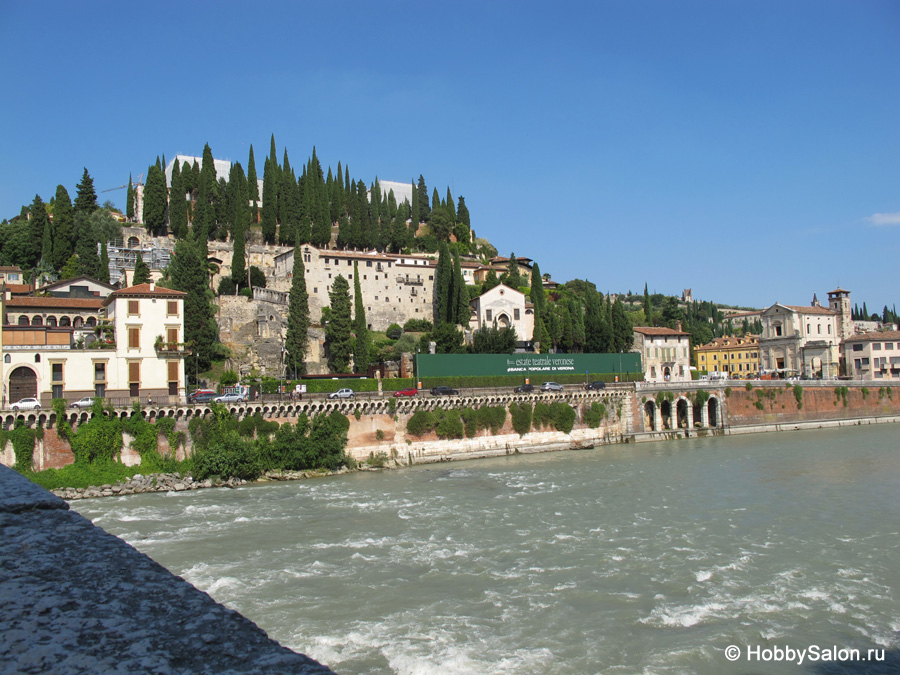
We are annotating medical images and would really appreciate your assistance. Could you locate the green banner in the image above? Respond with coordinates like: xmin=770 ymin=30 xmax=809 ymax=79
xmin=416 ymin=353 xmax=642 ymax=378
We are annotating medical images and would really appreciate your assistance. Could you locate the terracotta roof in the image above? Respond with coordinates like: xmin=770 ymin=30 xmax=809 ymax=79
xmin=0 ymin=266 xmax=23 ymax=273
xmin=843 ymin=330 xmax=900 ymax=343
xmin=829 ymin=287 xmax=850 ymax=294
xmin=107 ymin=283 xmax=186 ymax=299
xmin=633 ymin=326 xmax=690 ymax=336
xmin=4 ymin=284 xmax=34 ymax=295
xmin=5 ymin=297 xmax=103 ymax=310
xmin=785 ymin=305 xmax=836 ymax=315
xmin=695 ymin=335 xmax=760 ymax=351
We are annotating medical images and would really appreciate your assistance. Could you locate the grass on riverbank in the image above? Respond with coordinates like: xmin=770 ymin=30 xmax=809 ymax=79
xmin=24 ymin=458 xmax=191 ymax=491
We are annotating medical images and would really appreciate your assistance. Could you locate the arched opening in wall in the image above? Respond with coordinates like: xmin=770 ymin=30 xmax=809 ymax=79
xmin=128 ymin=236 xmax=140 ymax=249
xmin=9 ymin=366 xmax=38 ymax=402
xmin=46 ymin=316 xmax=58 ymax=327
xmin=86 ymin=317 xmax=97 ymax=327
xmin=643 ymin=401 xmax=656 ymax=431
xmin=73 ymin=317 xmax=84 ymax=328
xmin=497 ymin=313 xmax=510 ymax=328
xmin=692 ymin=401 xmax=704 ymax=426
xmin=660 ymin=400 xmax=672 ymax=429
xmin=17 ymin=316 xmax=28 ymax=326
xmin=59 ymin=316 xmax=71 ymax=327
xmin=663 ymin=366 xmax=671 ymax=381
xmin=31 ymin=316 xmax=43 ymax=326
xmin=676 ymin=399 xmax=689 ymax=428
xmin=708 ymin=398 xmax=719 ymax=427
xmin=810 ymin=356 xmax=822 ymax=378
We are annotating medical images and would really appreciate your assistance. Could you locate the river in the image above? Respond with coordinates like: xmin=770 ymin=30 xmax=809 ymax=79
xmin=72 ymin=424 xmax=900 ymax=674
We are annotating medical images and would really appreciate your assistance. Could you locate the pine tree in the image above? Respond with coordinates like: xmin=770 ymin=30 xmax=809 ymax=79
xmin=132 ymin=254 xmax=151 ymax=285
xmin=98 ymin=242 xmax=110 ymax=283
xmin=284 ymin=247 xmax=310 ymax=377
xmin=456 ymin=196 xmax=470 ymax=228
xmin=52 ymin=185 xmax=74 ymax=271
xmin=74 ymin=168 xmax=98 ymax=215
xmin=353 ymin=262 xmax=370 ymax=374
xmin=503 ymin=253 xmax=521 ymax=289
xmin=143 ymin=161 xmax=168 ymax=236
xmin=325 ymin=275 xmax=353 ymax=372
xmin=126 ymin=174 xmax=135 ymax=221
xmin=169 ymin=160 xmax=187 ymax=239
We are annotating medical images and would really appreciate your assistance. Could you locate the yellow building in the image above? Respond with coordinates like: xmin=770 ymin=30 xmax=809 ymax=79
xmin=694 ymin=335 xmax=760 ymax=378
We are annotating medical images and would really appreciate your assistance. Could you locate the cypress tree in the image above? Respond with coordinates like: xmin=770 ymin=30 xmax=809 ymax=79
xmin=325 ymin=275 xmax=353 ymax=372
xmin=143 ymin=161 xmax=167 ymax=236
xmin=416 ymin=175 xmax=430 ymax=223
xmin=52 ymin=185 xmax=74 ymax=271
xmin=530 ymin=262 xmax=545 ymax=319
xmin=247 ymin=144 xmax=259 ymax=224
xmin=126 ymin=174 xmax=135 ymax=221
xmin=261 ymin=157 xmax=278 ymax=244
xmin=503 ymin=253 xmax=521 ymax=289
xmin=434 ymin=241 xmax=453 ymax=324
xmin=482 ymin=268 xmax=500 ymax=293
xmin=40 ymin=205 xmax=53 ymax=265
xmin=611 ymin=297 xmax=632 ymax=351
xmin=431 ymin=187 xmax=441 ymax=220
xmin=353 ymin=262 xmax=370 ymax=374
xmin=98 ymin=242 xmax=110 ymax=283
xmin=74 ymin=168 xmax=98 ymax=215
xmin=456 ymin=196 xmax=470 ymax=228
xmin=284 ymin=246 xmax=310 ymax=377
xmin=169 ymin=160 xmax=187 ymax=239
xmin=230 ymin=164 xmax=249 ymax=290
xmin=74 ymin=212 xmax=99 ymax=279
xmin=446 ymin=187 xmax=456 ymax=223
xmin=410 ymin=178 xmax=420 ymax=229
xmin=643 ymin=282 xmax=652 ymax=324
xmin=132 ymin=253 xmax=151 ymax=285
xmin=452 ymin=252 xmax=468 ymax=326
xmin=27 ymin=195 xmax=48 ymax=269
xmin=169 ymin=236 xmax=218 ymax=373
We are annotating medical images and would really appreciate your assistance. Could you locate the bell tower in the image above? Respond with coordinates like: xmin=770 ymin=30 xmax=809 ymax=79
xmin=827 ymin=288 xmax=852 ymax=340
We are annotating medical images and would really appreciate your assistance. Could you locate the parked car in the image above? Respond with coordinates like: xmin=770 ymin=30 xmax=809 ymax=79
xmin=214 ymin=392 xmax=247 ymax=403
xmin=393 ymin=387 xmax=419 ymax=398
xmin=71 ymin=396 xmax=96 ymax=408
xmin=540 ymin=382 xmax=564 ymax=392
xmin=514 ymin=383 xmax=535 ymax=393
xmin=430 ymin=386 xmax=459 ymax=396
xmin=188 ymin=390 xmax=217 ymax=404
xmin=327 ymin=388 xmax=355 ymax=399
xmin=11 ymin=397 xmax=41 ymax=411
xmin=584 ymin=381 xmax=606 ymax=391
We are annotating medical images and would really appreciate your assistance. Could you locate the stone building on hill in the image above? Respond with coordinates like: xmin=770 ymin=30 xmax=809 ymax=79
xmin=632 ymin=326 xmax=691 ymax=382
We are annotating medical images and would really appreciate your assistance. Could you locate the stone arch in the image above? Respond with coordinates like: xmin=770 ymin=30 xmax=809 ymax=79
xmin=59 ymin=316 xmax=71 ymax=327
xmin=8 ymin=366 xmax=38 ymax=401
xmin=643 ymin=400 xmax=656 ymax=431
xmin=676 ymin=398 xmax=690 ymax=429
xmin=31 ymin=315 xmax=43 ymax=326
xmin=86 ymin=317 xmax=97 ymax=327
xmin=496 ymin=313 xmax=510 ymax=328
xmin=17 ymin=315 xmax=28 ymax=326
xmin=660 ymin=399 xmax=673 ymax=429
xmin=128 ymin=236 xmax=140 ymax=249
xmin=73 ymin=316 xmax=84 ymax=328
xmin=46 ymin=316 xmax=58 ymax=327
xmin=708 ymin=397 xmax=720 ymax=427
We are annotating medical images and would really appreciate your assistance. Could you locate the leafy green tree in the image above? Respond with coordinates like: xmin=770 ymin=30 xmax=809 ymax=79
xmin=352 ymin=262 xmax=370 ymax=374
xmin=143 ymin=161 xmax=168 ymax=236
xmin=472 ymin=323 xmax=517 ymax=354
xmin=431 ymin=322 xmax=465 ymax=354
xmin=132 ymin=253 xmax=151 ymax=285
xmin=502 ymin=252 xmax=522 ymax=289
xmin=51 ymin=185 xmax=74 ymax=270
xmin=482 ymin=268 xmax=500 ymax=293
xmin=60 ymin=254 xmax=79 ymax=280
xmin=284 ymin=247 xmax=310 ymax=378
xmin=74 ymin=168 xmax=98 ymax=215
xmin=325 ymin=275 xmax=353 ymax=372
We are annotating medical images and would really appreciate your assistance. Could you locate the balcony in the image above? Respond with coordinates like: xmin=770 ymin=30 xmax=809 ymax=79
xmin=396 ymin=276 xmax=424 ymax=286
xmin=154 ymin=338 xmax=192 ymax=356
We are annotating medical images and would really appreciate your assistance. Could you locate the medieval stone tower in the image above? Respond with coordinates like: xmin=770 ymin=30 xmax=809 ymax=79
xmin=828 ymin=288 xmax=852 ymax=340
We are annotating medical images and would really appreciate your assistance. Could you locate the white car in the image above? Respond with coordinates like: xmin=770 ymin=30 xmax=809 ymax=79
xmin=327 ymin=388 xmax=355 ymax=399
xmin=214 ymin=392 xmax=247 ymax=403
xmin=11 ymin=397 xmax=41 ymax=411
xmin=71 ymin=397 xmax=96 ymax=409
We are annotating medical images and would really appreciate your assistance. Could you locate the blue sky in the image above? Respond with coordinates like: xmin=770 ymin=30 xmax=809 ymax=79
xmin=1 ymin=1 xmax=898 ymax=312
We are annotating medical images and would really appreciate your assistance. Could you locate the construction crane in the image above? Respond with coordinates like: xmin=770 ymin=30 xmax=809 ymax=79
xmin=100 ymin=172 xmax=144 ymax=193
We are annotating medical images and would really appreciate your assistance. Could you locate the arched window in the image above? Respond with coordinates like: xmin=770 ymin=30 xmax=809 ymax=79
xmin=73 ymin=317 xmax=84 ymax=328
xmin=31 ymin=316 xmax=43 ymax=326
xmin=47 ymin=316 xmax=58 ymax=327
xmin=3 ymin=354 xmax=9 ymax=363
xmin=59 ymin=316 xmax=71 ymax=327
xmin=128 ymin=236 xmax=140 ymax=249
xmin=34 ymin=354 xmax=40 ymax=363
xmin=18 ymin=316 xmax=28 ymax=326
xmin=86 ymin=317 xmax=97 ymax=327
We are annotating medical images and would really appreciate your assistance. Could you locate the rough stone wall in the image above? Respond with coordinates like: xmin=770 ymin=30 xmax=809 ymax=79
xmin=0 ymin=465 xmax=334 ymax=675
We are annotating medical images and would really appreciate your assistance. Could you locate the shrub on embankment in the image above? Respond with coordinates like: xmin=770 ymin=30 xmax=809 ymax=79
xmin=22 ymin=401 xmax=352 ymax=489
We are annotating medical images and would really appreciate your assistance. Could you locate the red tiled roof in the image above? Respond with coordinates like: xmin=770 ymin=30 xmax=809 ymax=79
xmin=695 ymin=335 xmax=760 ymax=351
xmin=5 ymin=297 xmax=103 ymax=309
xmin=633 ymin=326 xmax=690 ymax=336
xmin=108 ymin=283 xmax=186 ymax=299
xmin=843 ymin=330 xmax=900 ymax=343
xmin=785 ymin=305 xmax=836 ymax=315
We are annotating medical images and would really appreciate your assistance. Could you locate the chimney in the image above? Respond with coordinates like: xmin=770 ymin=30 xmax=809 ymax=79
xmin=150 ymin=282 xmax=155 ymax=292
xmin=675 ymin=320 xmax=683 ymax=332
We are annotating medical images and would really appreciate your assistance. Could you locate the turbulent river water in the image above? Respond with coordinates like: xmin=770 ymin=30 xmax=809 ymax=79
xmin=73 ymin=424 xmax=900 ymax=674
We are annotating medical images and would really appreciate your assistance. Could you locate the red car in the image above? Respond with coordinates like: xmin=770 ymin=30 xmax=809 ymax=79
xmin=393 ymin=387 xmax=419 ymax=397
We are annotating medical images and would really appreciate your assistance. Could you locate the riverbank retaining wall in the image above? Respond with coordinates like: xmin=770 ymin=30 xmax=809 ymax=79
xmin=3 ymin=383 xmax=898 ymax=471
